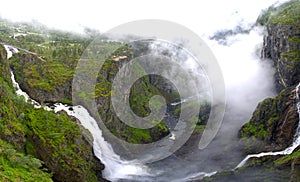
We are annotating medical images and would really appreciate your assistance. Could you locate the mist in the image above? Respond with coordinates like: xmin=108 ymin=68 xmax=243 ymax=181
xmin=0 ymin=0 xmax=289 ymax=34
xmin=209 ymin=27 xmax=276 ymax=113
xmin=0 ymin=0 xmax=292 ymax=181
xmin=133 ymin=25 xmax=277 ymax=182
xmin=103 ymin=16 xmax=279 ymax=182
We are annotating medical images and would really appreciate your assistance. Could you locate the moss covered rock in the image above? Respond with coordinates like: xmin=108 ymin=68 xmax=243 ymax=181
xmin=95 ymin=44 xmax=171 ymax=144
xmin=240 ymin=87 xmax=298 ymax=153
xmin=10 ymin=52 xmax=74 ymax=104
xmin=260 ymin=0 xmax=300 ymax=91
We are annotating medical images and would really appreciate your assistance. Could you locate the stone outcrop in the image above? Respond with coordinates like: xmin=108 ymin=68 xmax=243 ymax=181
xmin=240 ymin=0 xmax=300 ymax=153
xmin=10 ymin=52 xmax=73 ymax=104
xmin=262 ymin=23 xmax=300 ymax=92
xmin=240 ymin=87 xmax=299 ymax=153
xmin=239 ymin=2 xmax=300 ymax=181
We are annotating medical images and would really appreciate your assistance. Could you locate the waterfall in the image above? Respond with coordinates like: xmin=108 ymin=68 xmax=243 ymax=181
xmin=3 ymin=44 xmax=18 ymax=59
xmin=53 ymin=104 xmax=151 ymax=180
xmin=235 ymin=83 xmax=300 ymax=169
xmin=4 ymin=44 xmax=150 ymax=181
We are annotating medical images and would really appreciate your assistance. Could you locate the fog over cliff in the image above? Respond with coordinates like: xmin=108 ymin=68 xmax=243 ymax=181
xmin=0 ymin=0 xmax=292 ymax=181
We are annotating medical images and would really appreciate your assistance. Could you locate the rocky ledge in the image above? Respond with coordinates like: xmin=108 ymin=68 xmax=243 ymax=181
xmin=239 ymin=1 xmax=300 ymax=181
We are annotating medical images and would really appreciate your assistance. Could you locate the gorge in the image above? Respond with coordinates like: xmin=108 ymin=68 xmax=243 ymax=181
xmin=0 ymin=0 xmax=300 ymax=181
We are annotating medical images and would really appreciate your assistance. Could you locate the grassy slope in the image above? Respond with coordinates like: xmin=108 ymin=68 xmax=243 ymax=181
xmin=0 ymin=41 xmax=98 ymax=181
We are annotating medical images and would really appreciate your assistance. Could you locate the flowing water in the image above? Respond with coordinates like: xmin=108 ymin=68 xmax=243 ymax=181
xmin=4 ymin=45 xmax=151 ymax=182
xmin=4 ymin=30 xmax=300 ymax=181
xmin=3 ymin=1 xmax=299 ymax=180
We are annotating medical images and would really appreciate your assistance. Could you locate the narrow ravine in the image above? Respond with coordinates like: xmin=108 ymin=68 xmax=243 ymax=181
xmin=234 ymin=83 xmax=300 ymax=169
xmin=5 ymin=44 xmax=216 ymax=182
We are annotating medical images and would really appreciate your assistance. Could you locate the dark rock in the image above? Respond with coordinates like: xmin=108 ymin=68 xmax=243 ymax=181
xmin=241 ymin=1 xmax=300 ymax=154
xmin=240 ymin=87 xmax=299 ymax=153
xmin=261 ymin=19 xmax=300 ymax=92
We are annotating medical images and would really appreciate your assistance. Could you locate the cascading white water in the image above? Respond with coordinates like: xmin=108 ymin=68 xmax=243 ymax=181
xmin=4 ymin=45 xmax=18 ymax=59
xmin=4 ymin=44 xmax=150 ymax=181
xmin=235 ymin=83 xmax=300 ymax=169
xmin=53 ymin=104 xmax=151 ymax=180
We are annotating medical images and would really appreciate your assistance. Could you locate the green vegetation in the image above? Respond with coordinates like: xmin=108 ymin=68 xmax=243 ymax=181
xmin=11 ymin=52 xmax=74 ymax=92
xmin=94 ymin=45 xmax=171 ymax=144
xmin=241 ymin=123 xmax=267 ymax=139
xmin=0 ymin=18 xmax=173 ymax=146
xmin=275 ymin=148 xmax=300 ymax=166
xmin=192 ymin=124 xmax=206 ymax=133
xmin=0 ymin=139 xmax=52 ymax=182
xmin=257 ymin=0 xmax=300 ymax=26
xmin=0 ymin=44 xmax=98 ymax=181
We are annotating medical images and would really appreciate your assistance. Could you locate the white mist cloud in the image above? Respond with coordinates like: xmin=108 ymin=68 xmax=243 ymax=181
xmin=0 ymin=0 xmax=288 ymax=35
xmin=205 ymin=26 xmax=276 ymax=115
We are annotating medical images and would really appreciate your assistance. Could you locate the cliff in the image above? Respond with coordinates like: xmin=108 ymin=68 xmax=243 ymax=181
xmin=10 ymin=52 xmax=73 ymax=104
xmin=0 ymin=45 xmax=104 ymax=182
xmin=239 ymin=87 xmax=299 ymax=152
xmin=94 ymin=43 xmax=172 ymax=144
xmin=241 ymin=0 xmax=300 ymax=151
xmin=239 ymin=1 xmax=300 ymax=180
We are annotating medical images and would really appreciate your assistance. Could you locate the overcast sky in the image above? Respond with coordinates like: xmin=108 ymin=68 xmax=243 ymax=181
xmin=0 ymin=0 xmax=286 ymax=35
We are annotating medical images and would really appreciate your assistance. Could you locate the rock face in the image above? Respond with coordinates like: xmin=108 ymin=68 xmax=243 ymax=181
xmin=240 ymin=87 xmax=299 ymax=153
xmin=10 ymin=52 xmax=73 ymax=104
xmin=240 ymin=0 xmax=300 ymax=156
xmin=94 ymin=44 xmax=172 ymax=145
xmin=262 ymin=23 xmax=300 ymax=92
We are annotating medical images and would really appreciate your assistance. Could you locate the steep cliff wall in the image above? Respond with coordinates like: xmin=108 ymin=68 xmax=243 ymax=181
xmin=10 ymin=52 xmax=73 ymax=104
xmin=239 ymin=1 xmax=300 ymax=180
xmin=262 ymin=23 xmax=300 ymax=91
xmin=241 ymin=0 xmax=300 ymax=152
xmin=240 ymin=87 xmax=299 ymax=152
xmin=259 ymin=0 xmax=300 ymax=91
